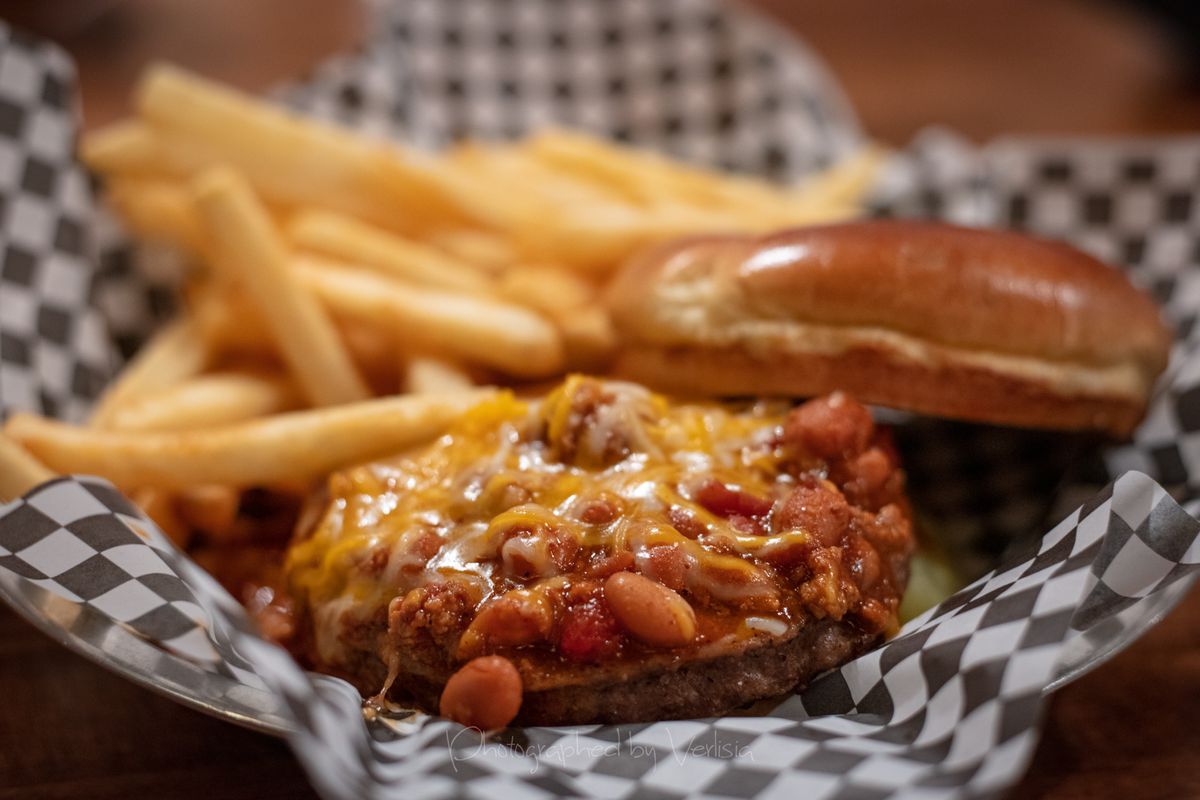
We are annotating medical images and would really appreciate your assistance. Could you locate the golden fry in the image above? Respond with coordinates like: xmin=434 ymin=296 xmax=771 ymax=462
xmin=787 ymin=146 xmax=888 ymax=212
xmin=135 ymin=64 xmax=481 ymax=233
xmin=193 ymin=290 xmax=272 ymax=355
xmin=194 ymin=288 xmax=396 ymax=383
xmin=0 ymin=434 xmax=54 ymax=501
xmin=424 ymin=229 xmax=515 ymax=274
xmin=495 ymin=266 xmax=615 ymax=369
xmin=509 ymin=204 xmax=736 ymax=275
xmin=191 ymin=167 xmax=371 ymax=406
xmin=452 ymin=143 xmax=628 ymax=207
xmin=107 ymin=372 xmax=300 ymax=432
xmin=523 ymin=128 xmax=760 ymax=209
xmin=106 ymin=178 xmax=207 ymax=256
xmin=80 ymin=121 xmax=170 ymax=175
xmin=128 ymin=487 xmax=191 ymax=548
xmin=300 ymin=264 xmax=565 ymax=377
xmin=5 ymin=391 xmax=493 ymax=490
xmin=406 ymin=357 xmax=476 ymax=394
xmin=523 ymin=127 xmax=876 ymax=229
xmin=288 ymin=210 xmax=489 ymax=293
xmin=496 ymin=265 xmax=597 ymax=311
xmin=175 ymin=485 xmax=240 ymax=539
xmin=90 ymin=316 xmax=209 ymax=429
xmin=523 ymin=129 xmax=674 ymax=206
xmin=335 ymin=318 xmax=402 ymax=395
xmin=427 ymin=158 xmax=553 ymax=234
xmin=557 ymin=307 xmax=618 ymax=370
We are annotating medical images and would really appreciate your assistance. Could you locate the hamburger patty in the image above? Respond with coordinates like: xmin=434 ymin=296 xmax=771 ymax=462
xmin=283 ymin=377 xmax=914 ymax=726
xmin=432 ymin=619 xmax=872 ymax=726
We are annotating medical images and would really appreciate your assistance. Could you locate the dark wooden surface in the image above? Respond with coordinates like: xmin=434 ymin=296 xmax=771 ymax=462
xmin=4 ymin=1 xmax=1200 ymax=797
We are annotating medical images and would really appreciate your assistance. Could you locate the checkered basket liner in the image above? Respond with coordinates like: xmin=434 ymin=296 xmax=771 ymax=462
xmin=3 ymin=2 xmax=1200 ymax=798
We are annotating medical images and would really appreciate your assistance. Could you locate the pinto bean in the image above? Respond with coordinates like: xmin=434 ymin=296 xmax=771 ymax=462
xmin=604 ymin=572 xmax=697 ymax=648
xmin=439 ymin=655 xmax=523 ymax=730
xmin=578 ymin=493 xmax=622 ymax=525
xmin=635 ymin=544 xmax=690 ymax=591
xmin=458 ymin=588 xmax=554 ymax=653
xmin=667 ymin=506 xmax=707 ymax=539
xmin=784 ymin=392 xmax=874 ymax=460
xmin=695 ymin=479 xmax=773 ymax=519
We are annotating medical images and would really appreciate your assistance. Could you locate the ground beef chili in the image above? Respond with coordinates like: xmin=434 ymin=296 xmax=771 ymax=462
xmin=282 ymin=377 xmax=914 ymax=721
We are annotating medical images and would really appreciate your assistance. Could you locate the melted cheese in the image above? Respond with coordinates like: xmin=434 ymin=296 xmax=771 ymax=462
xmin=285 ymin=377 xmax=808 ymax=649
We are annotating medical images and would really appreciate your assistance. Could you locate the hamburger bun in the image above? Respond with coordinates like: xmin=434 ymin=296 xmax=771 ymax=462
xmin=607 ymin=221 xmax=1173 ymax=437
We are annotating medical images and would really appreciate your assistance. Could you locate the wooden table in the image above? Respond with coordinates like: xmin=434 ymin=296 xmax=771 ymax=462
xmin=4 ymin=1 xmax=1200 ymax=797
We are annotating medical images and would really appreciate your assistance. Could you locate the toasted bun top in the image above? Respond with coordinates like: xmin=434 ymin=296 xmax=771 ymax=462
xmin=609 ymin=221 xmax=1172 ymax=379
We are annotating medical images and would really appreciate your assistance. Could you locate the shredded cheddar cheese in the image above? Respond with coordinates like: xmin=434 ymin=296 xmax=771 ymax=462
xmin=284 ymin=376 xmax=911 ymax=672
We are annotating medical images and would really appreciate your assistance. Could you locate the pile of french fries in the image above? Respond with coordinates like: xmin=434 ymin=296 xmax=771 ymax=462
xmin=0 ymin=63 xmax=881 ymax=547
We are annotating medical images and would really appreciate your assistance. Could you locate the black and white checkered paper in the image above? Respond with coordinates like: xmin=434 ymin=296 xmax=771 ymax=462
xmin=3 ymin=1 xmax=1200 ymax=798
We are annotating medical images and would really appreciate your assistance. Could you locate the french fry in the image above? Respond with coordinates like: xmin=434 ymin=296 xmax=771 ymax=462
xmin=193 ymin=289 xmax=273 ymax=355
xmin=679 ymin=147 xmax=883 ymax=227
xmin=508 ymin=197 xmax=858 ymax=275
xmin=509 ymin=204 xmax=739 ymax=275
xmin=95 ymin=67 xmax=877 ymax=275
xmin=524 ymin=129 xmax=675 ymax=207
xmin=427 ymin=158 xmax=556 ymax=235
xmin=107 ymin=372 xmax=300 ymax=432
xmin=191 ymin=167 xmax=371 ymax=406
xmin=85 ymin=122 xmax=295 ymax=239
xmin=406 ymin=357 xmax=476 ymax=394
xmin=557 ymin=307 xmax=618 ymax=370
xmin=128 ymin=487 xmax=191 ymax=548
xmin=299 ymin=263 xmax=565 ymax=377
xmin=134 ymin=64 xmax=481 ymax=233
xmin=496 ymin=265 xmax=597 ymax=311
xmin=439 ymin=145 xmax=647 ymax=249
xmin=193 ymin=288 xmax=397 ymax=383
xmin=106 ymin=177 xmax=207 ymax=256
xmin=105 ymin=173 xmax=292 ymax=242
xmin=524 ymin=128 xmax=760 ymax=209
xmin=175 ymin=485 xmax=240 ymax=539
xmin=451 ymin=142 xmax=629 ymax=208
xmin=81 ymin=119 xmax=247 ymax=185
xmin=90 ymin=316 xmax=209 ymax=429
xmin=0 ymin=434 xmax=54 ymax=501
xmin=424 ymin=229 xmax=515 ymax=274
xmin=288 ymin=210 xmax=490 ymax=293
xmin=523 ymin=128 xmax=876 ymax=229
xmin=495 ymin=266 xmax=616 ymax=369
xmin=80 ymin=121 xmax=174 ymax=175
xmin=335 ymin=318 xmax=401 ymax=395
xmin=5 ymin=391 xmax=494 ymax=489
xmin=787 ymin=145 xmax=888 ymax=212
